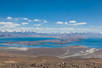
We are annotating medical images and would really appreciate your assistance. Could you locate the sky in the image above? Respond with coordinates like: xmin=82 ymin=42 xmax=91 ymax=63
xmin=0 ymin=0 xmax=102 ymax=33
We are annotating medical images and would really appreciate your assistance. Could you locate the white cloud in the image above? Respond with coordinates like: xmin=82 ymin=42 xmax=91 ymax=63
xmin=22 ymin=22 xmax=29 ymax=25
xmin=34 ymin=19 xmax=48 ymax=23
xmin=34 ymin=19 xmax=40 ymax=22
xmin=56 ymin=20 xmax=86 ymax=25
xmin=0 ymin=22 xmax=13 ymax=25
xmin=23 ymin=18 xmax=28 ymax=20
xmin=7 ymin=17 xmax=12 ymax=20
xmin=0 ymin=17 xmax=89 ymax=33
xmin=68 ymin=20 xmax=87 ymax=26
xmin=56 ymin=21 xmax=64 ymax=24
xmin=71 ymin=22 xmax=87 ymax=25
xmin=0 ymin=22 xmax=20 ymax=28
xmin=69 ymin=20 xmax=77 ymax=23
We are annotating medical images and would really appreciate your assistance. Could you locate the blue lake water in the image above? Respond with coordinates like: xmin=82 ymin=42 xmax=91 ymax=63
xmin=0 ymin=37 xmax=102 ymax=48
xmin=68 ymin=38 xmax=102 ymax=48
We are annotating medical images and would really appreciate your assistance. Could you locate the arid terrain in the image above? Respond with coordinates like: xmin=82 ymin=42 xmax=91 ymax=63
xmin=0 ymin=56 xmax=102 ymax=68
xmin=0 ymin=46 xmax=101 ymax=58
xmin=0 ymin=46 xmax=101 ymax=68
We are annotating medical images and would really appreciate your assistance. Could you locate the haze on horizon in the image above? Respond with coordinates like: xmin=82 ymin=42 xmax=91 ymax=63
xmin=0 ymin=0 xmax=102 ymax=33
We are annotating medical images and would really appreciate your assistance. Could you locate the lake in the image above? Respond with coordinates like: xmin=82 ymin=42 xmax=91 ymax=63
xmin=0 ymin=37 xmax=102 ymax=48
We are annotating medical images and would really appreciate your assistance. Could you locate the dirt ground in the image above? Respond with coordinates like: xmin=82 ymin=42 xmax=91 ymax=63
xmin=0 ymin=56 xmax=102 ymax=68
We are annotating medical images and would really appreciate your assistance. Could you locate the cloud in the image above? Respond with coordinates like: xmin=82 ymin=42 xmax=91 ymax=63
xmin=77 ymin=22 xmax=87 ymax=25
xmin=0 ymin=22 xmax=14 ymax=25
xmin=22 ymin=22 xmax=29 ymax=25
xmin=23 ymin=18 xmax=28 ymax=20
xmin=69 ymin=20 xmax=77 ymax=24
xmin=0 ymin=22 xmax=20 ymax=28
xmin=68 ymin=20 xmax=87 ymax=26
xmin=34 ymin=19 xmax=40 ymax=22
xmin=56 ymin=20 xmax=87 ymax=26
xmin=70 ymin=22 xmax=87 ymax=25
xmin=6 ymin=17 xmax=12 ymax=20
xmin=0 ymin=17 xmax=89 ymax=33
xmin=56 ymin=21 xmax=64 ymax=24
xmin=33 ymin=19 xmax=48 ymax=23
